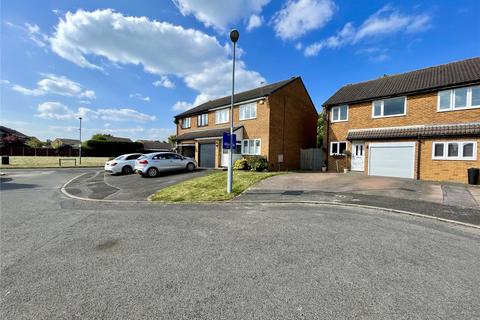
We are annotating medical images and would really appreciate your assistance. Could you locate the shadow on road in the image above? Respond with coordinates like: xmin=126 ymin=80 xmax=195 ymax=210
xmin=0 ymin=177 xmax=38 ymax=191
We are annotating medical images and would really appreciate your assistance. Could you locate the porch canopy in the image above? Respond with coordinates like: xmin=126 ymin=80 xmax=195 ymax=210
xmin=176 ymin=126 xmax=244 ymax=142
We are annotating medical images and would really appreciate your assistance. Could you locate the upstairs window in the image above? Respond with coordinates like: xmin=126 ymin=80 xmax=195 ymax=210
xmin=438 ymin=86 xmax=480 ymax=111
xmin=330 ymin=141 xmax=347 ymax=155
xmin=182 ymin=117 xmax=191 ymax=129
xmin=239 ymin=102 xmax=257 ymax=120
xmin=197 ymin=113 xmax=208 ymax=127
xmin=432 ymin=141 xmax=477 ymax=160
xmin=215 ymin=109 xmax=229 ymax=124
xmin=331 ymin=105 xmax=348 ymax=122
xmin=372 ymin=97 xmax=406 ymax=118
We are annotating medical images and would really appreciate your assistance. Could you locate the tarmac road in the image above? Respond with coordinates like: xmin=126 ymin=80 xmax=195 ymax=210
xmin=1 ymin=168 xmax=479 ymax=319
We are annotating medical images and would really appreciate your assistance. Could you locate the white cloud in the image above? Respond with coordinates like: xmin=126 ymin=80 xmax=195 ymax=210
xmin=25 ymin=23 xmax=49 ymax=47
xmin=0 ymin=79 xmax=10 ymax=84
xmin=12 ymin=74 xmax=96 ymax=99
xmin=36 ymin=102 xmax=156 ymax=122
xmin=304 ymin=6 xmax=431 ymax=56
xmin=172 ymin=0 xmax=270 ymax=31
xmin=272 ymin=0 xmax=336 ymax=40
xmin=129 ymin=93 xmax=151 ymax=101
xmin=172 ymin=101 xmax=193 ymax=112
xmin=49 ymin=9 xmax=265 ymax=109
xmin=295 ymin=42 xmax=303 ymax=50
xmin=246 ymin=14 xmax=263 ymax=31
xmin=153 ymin=75 xmax=175 ymax=88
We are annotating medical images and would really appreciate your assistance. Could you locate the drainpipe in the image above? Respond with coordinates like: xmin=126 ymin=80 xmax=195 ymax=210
xmin=416 ymin=135 xmax=421 ymax=180
xmin=323 ymin=107 xmax=329 ymax=169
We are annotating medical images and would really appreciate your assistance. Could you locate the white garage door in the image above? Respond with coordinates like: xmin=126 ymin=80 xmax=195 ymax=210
xmin=368 ymin=142 xmax=415 ymax=179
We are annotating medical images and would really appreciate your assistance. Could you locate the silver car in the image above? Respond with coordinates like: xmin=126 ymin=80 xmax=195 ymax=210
xmin=134 ymin=152 xmax=197 ymax=177
xmin=104 ymin=153 xmax=143 ymax=175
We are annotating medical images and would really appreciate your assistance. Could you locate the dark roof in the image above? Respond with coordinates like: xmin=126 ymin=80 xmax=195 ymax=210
xmin=105 ymin=136 xmax=132 ymax=142
xmin=324 ymin=57 xmax=480 ymax=106
xmin=347 ymin=122 xmax=480 ymax=140
xmin=0 ymin=125 xmax=29 ymax=138
xmin=177 ymin=126 xmax=243 ymax=141
xmin=137 ymin=140 xmax=171 ymax=150
xmin=54 ymin=138 xmax=81 ymax=145
xmin=175 ymin=77 xmax=299 ymax=118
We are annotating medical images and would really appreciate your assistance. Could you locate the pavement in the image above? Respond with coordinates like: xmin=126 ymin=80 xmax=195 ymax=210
xmin=63 ymin=168 xmax=209 ymax=201
xmin=1 ymin=169 xmax=480 ymax=319
xmin=236 ymin=172 xmax=480 ymax=226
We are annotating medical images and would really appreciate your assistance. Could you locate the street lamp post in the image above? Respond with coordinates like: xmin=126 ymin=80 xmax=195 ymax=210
xmin=227 ymin=29 xmax=239 ymax=194
xmin=78 ymin=117 xmax=82 ymax=165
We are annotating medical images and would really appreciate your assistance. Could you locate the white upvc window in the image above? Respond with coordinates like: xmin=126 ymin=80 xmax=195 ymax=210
xmin=372 ymin=97 xmax=406 ymax=118
xmin=331 ymin=105 xmax=348 ymax=122
xmin=330 ymin=141 xmax=347 ymax=155
xmin=241 ymin=139 xmax=261 ymax=155
xmin=215 ymin=109 xmax=229 ymax=124
xmin=432 ymin=141 xmax=477 ymax=160
xmin=239 ymin=102 xmax=257 ymax=120
xmin=182 ymin=117 xmax=191 ymax=129
xmin=437 ymin=86 xmax=480 ymax=111
xmin=197 ymin=113 xmax=208 ymax=127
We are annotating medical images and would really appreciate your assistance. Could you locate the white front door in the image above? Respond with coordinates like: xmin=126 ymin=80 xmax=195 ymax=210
xmin=351 ymin=141 xmax=365 ymax=171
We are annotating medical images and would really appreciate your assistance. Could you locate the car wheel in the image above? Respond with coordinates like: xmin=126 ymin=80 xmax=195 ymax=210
xmin=122 ymin=165 xmax=133 ymax=175
xmin=186 ymin=162 xmax=195 ymax=171
xmin=147 ymin=167 xmax=158 ymax=177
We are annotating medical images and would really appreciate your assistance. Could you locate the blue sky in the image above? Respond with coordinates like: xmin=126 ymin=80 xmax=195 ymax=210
xmin=1 ymin=0 xmax=479 ymax=141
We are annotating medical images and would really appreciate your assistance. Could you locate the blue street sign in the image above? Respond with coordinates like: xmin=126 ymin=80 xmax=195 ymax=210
xmin=222 ymin=132 xmax=237 ymax=149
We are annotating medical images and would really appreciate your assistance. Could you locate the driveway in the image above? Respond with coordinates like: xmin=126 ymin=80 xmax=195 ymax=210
xmin=236 ymin=172 xmax=480 ymax=226
xmin=1 ymin=169 xmax=480 ymax=319
xmin=64 ymin=168 xmax=209 ymax=201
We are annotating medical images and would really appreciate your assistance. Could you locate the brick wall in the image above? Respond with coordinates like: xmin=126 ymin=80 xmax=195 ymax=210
xmin=268 ymin=79 xmax=318 ymax=170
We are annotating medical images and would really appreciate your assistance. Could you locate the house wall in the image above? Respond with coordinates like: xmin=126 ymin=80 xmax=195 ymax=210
xmin=325 ymin=91 xmax=480 ymax=182
xmin=268 ymin=79 xmax=318 ymax=170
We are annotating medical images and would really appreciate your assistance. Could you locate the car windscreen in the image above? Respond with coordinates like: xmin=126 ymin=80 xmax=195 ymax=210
xmin=137 ymin=155 xmax=148 ymax=160
xmin=114 ymin=155 xmax=125 ymax=160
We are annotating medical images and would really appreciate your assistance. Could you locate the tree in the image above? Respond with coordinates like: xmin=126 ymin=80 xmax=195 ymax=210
xmin=167 ymin=134 xmax=177 ymax=146
xmin=1 ymin=134 xmax=26 ymax=147
xmin=316 ymin=113 xmax=324 ymax=147
xmin=90 ymin=133 xmax=111 ymax=141
xmin=25 ymin=137 xmax=44 ymax=148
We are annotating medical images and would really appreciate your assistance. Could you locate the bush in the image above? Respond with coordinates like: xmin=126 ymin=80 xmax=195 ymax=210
xmin=82 ymin=140 xmax=143 ymax=157
xmin=233 ymin=158 xmax=249 ymax=170
xmin=246 ymin=155 xmax=268 ymax=172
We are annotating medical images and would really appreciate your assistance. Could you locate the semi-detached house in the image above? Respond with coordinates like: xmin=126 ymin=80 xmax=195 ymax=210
xmin=323 ymin=57 xmax=480 ymax=183
xmin=174 ymin=77 xmax=318 ymax=170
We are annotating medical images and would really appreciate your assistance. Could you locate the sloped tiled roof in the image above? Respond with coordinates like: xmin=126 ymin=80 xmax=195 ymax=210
xmin=176 ymin=126 xmax=243 ymax=141
xmin=0 ymin=125 xmax=29 ymax=138
xmin=54 ymin=138 xmax=81 ymax=145
xmin=324 ymin=57 xmax=480 ymax=106
xmin=347 ymin=122 xmax=480 ymax=140
xmin=175 ymin=77 xmax=299 ymax=118
xmin=137 ymin=140 xmax=171 ymax=150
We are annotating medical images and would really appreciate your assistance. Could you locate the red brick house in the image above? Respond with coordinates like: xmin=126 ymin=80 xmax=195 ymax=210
xmin=174 ymin=77 xmax=318 ymax=170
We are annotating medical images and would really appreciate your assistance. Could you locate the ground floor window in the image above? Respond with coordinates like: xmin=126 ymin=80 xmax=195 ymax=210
xmin=432 ymin=141 xmax=477 ymax=160
xmin=242 ymin=139 xmax=261 ymax=155
xmin=330 ymin=141 xmax=347 ymax=155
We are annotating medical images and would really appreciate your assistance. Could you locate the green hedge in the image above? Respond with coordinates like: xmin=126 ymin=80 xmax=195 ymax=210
xmin=234 ymin=156 xmax=268 ymax=172
xmin=82 ymin=140 xmax=143 ymax=157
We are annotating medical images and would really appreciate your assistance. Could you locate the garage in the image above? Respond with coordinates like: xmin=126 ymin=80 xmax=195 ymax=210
xmin=368 ymin=142 xmax=415 ymax=179
xmin=199 ymin=143 xmax=216 ymax=168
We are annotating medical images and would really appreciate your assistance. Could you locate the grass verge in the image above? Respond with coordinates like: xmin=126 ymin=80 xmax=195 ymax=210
xmin=0 ymin=156 xmax=110 ymax=168
xmin=150 ymin=171 xmax=282 ymax=202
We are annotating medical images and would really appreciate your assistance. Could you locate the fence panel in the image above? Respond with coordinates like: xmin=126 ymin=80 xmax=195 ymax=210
xmin=0 ymin=147 xmax=79 ymax=157
xmin=300 ymin=148 xmax=324 ymax=170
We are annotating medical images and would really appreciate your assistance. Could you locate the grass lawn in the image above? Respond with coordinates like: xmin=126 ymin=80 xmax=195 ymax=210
xmin=150 ymin=171 xmax=282 ymax=202
xmin=0 ymin=156 xmax=110 ymax=168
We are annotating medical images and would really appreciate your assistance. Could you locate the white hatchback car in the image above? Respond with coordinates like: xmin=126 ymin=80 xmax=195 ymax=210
xmin=134 ymin=152 xmax=197 ymax=177
xmin=104 ymin=153 xmax=143 ymax=175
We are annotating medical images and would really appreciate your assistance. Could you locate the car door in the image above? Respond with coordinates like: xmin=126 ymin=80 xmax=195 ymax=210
xmin=171 ymin=154 xmax=187 ymax=169
xmin=154 ymin=154 xmax=172 ymax=171
xmin=125 ymin=154 xmax=141 ymax=167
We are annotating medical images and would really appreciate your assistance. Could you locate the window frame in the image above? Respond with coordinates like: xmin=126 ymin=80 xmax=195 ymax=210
xmin=239 ymin=102 xmax=257 ymax=121
xmin=241 ymin=139 xmax=261 ymax=155
xmin=215 ymin=109 xmax=229 ymax=124
xmin=330 ymin=105 xmax=348 ymax=123
xmin=181 ymin=117 xmax=191 ymax=129
xmin=197 ymin=113 xmax=208 ymax=127
xmin=437 ymin=85 xmax=480 ymax=112
xmin=431 ymin=141 xmax=477 ymax=160
xmin=330 ymin=141 xmax=348 ymax=156
xmin=371 ymin=96 xmax=407 ymax=118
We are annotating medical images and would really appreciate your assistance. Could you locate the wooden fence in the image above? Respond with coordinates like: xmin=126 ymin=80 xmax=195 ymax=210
xmin=300 ymin=148 xmax=325 ymax=170
xmin=0 ymin=147 xmax=79 ymax=157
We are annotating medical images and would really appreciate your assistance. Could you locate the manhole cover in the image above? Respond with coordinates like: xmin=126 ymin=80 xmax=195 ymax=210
xmin=282 ymin=190 xmax=304 ymax=196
